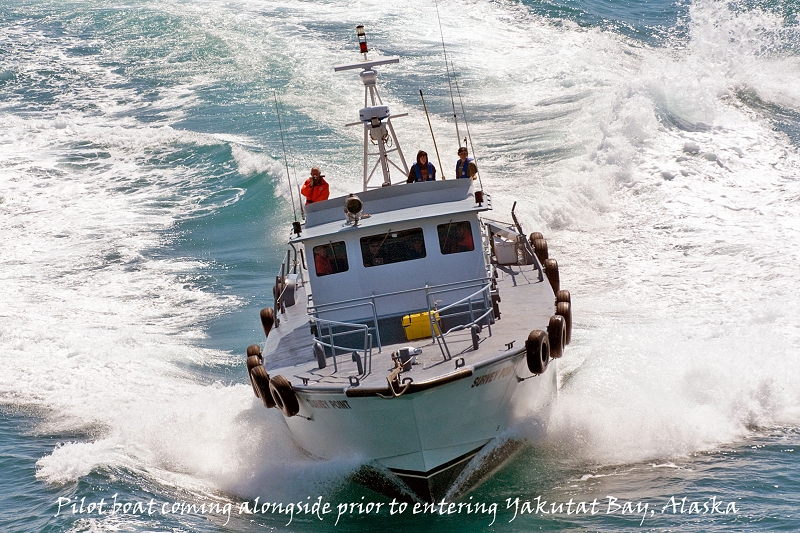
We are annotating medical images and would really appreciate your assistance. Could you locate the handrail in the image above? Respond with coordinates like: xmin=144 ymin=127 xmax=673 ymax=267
xmin=426 ymin=281 xmax=490 ymax=312
xmin=305 ymin=276 xmax=493 ymax=361
xmin=484 ymin=218 xmax=543 ymax=280
xmin=308 ymin=300 xmax=382 ymax=352
xmin=311 ymin=316 xmax=373 ymax=375
xmin=272 ymin=252 xmax=307 ymax=314
xmin=425 ymin=281 xmax=493 ymax=360
xmin=309 ymin=276 xmax=490 ymax=315
xmin=430 ymin=285 xmax=493 ymax=335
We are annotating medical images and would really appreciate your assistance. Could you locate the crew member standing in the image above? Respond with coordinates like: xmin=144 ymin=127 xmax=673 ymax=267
xmin=455 ymin=147 xmax=477 ymax=180
xmin=301 ymin=167 xmax=330 ymax=205
xmin=406 ymin=151 xmax=437 ymax=183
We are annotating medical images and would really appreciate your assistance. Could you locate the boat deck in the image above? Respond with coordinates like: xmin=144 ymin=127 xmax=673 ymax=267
xmin=263 ymin=262 xmax=556 ymax=392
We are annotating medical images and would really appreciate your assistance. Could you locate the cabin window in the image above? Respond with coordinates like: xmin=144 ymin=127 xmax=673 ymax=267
xmin=437 ymin=221 xmax=475 ymax=255
xmin=313 ymin=241 xmax=349 ymax=276
xmin=360 ymin=228 xmax=426 ymax=267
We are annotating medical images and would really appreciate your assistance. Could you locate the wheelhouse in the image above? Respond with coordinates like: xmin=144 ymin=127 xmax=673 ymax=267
xmin=290 ymin=178 xmax=496 ymax=359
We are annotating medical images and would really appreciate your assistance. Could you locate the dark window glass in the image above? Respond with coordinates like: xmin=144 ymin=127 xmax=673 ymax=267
xmin=313 ymin=241 xmax=349 ymax=276
xmin=438 ymin=221 xmax=475 ymax=255
xmin=360 ymin=228 xmax=426 ymax=267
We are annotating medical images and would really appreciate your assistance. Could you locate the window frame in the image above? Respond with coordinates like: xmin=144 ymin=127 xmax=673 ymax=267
xmin=437 ymin=220 xmax=475 ymax=255
xmin=360 ymin=227 xmax=427 ymax=268
xmin=312 ymin=241 xmax=349 ymax=277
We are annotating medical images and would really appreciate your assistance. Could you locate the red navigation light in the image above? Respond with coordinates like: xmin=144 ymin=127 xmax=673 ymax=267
xmin=356 ymin=25 xmax=368 ymax=55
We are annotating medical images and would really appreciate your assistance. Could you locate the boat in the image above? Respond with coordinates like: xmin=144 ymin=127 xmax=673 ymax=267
xmin=245 ymin=26 xmax=572 ymax=503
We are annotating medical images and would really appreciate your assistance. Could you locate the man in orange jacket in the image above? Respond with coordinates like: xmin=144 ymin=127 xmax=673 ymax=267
xmin=301 ymin=167 xmax=330 ymax=205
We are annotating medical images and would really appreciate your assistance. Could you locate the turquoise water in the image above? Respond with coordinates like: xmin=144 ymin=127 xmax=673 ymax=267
xmin=2 ymin=0 xmax=799 ymax=531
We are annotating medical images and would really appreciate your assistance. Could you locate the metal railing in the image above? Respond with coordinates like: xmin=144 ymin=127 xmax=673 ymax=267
xmin=272 ymin=246 xmax=305 ymax=314
xmin=309 ymin=299 xmax=381 ymax=375
xmin=425 ymin=281 xmax=494 ymax=361
xmin=307 ymin=276 xmax=495 ymax=371
xmin=312 ymin=316 xmax=373 ymax=375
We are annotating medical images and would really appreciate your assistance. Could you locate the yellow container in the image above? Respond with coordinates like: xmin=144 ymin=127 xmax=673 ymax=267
xmin=402 ymin=311 xmax=441 ymax=341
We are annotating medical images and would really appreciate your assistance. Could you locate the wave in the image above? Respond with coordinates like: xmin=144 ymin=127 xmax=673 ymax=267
xmin=0 ymin=0 xmax=798 ymax=504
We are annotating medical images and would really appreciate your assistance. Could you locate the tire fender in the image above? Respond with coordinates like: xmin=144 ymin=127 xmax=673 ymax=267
xmin=556 ymin=301 xmax=572 ymax=345
xmin=270 ymin=375 xmax=300 ymax=417
xmin=525 ymin=330 xmax=550 ymax=374
xmin=544 ymin=258 xmax=560 ymax=294
xmin=548 ymin=315 xmax=566 ymax=358
xmin=250 ymin=365 xmax=275 ymax=408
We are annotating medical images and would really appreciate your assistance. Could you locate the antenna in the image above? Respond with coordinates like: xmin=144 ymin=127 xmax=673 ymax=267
xmin=273 ymin=91 xmax=299 ymax=227
xmin=434 ymin=0 xmax=462 ymax=147
xmin=452 ymin=63 xmax=483 ymax=190
xmin=335 ymin=26 xmax=409 ymax=190
xmin=420 ymin=90 xmax=445 ymax=179
xmin=356 ymin=25 xmax=369 ymax=58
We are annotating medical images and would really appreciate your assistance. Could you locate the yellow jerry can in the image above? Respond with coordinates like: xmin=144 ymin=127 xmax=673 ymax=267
xmin=401 ymin=311 xmax=441 ymax=341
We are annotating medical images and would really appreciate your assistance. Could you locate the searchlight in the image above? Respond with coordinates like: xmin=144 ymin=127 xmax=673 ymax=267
xmin=344 ymin=194 xmax=364 ymax=225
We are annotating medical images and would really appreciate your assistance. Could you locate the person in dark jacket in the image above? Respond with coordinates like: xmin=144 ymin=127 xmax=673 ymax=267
xmin=455 ymin=147 xmax=477 ymax=180
xmin=406 ymin=150 xmax=437 ymax=183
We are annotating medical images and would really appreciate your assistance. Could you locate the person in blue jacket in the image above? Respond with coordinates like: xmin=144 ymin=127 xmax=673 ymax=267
xmin=407 ymin=150 xmax=437 ymax=183
xmin=455 ymin=146 xmax=477 ymax=179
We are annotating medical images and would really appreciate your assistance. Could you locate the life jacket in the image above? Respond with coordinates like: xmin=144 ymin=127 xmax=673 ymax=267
xmin=413 ymin=162 xmax=436 ymax=182
xmin=456 ymin=157 xmax=474 ymax=179
xmin=301 ymin=177 xmax=330 ymax=204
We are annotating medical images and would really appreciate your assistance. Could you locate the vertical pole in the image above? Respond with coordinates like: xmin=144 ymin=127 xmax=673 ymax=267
xmin=420 ymin=90 xmax=445 ymax=179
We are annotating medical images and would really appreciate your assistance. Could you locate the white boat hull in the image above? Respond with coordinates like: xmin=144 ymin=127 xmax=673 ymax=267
xmin=282 ymin=352 xmax=558 ymax=500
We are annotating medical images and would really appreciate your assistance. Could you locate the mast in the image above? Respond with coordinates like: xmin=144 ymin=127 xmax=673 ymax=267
xmin=334 ymin=26 xmax=409 ymax=190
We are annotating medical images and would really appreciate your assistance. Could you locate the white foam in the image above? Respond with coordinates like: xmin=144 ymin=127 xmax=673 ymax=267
xmin=532 ymin=0 xmax=800 ymax=462
xmin=2 ymin=0 xmax=799 ymax=503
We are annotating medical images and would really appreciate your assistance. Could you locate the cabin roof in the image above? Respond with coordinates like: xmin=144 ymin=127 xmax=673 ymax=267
xmin=292 ymin=179 xmax=491 ymax=242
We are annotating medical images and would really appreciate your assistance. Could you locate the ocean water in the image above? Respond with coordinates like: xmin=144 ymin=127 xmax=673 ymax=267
xmin=1 ymin=0 xmax=799 ymax=531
